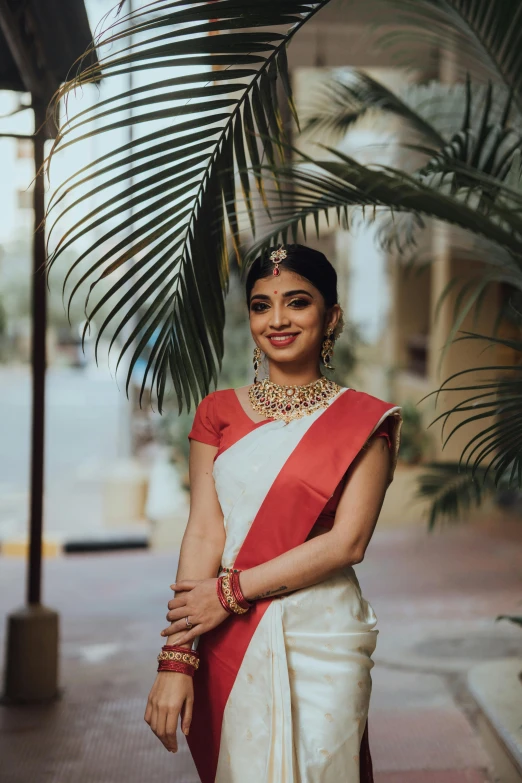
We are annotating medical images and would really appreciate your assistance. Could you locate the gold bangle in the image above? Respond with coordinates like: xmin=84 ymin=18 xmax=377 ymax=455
xmin=221 ymin=572 xmax=249 ymax=615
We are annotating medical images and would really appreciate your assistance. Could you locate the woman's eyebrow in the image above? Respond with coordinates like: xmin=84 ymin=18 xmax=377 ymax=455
xmin=250 ymin=289 xmax=313 ymax=301
xmin=282 ymin=289 xmax=313 ymax=297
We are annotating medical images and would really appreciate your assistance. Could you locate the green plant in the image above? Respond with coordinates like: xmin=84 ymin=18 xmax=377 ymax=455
xmin=398 ymin=400 xmax=430 ymax=465
xmin=47 ymin=1 xmax=331 ymax=412
xmin=48 ymin=0 xmax=522 ymax=519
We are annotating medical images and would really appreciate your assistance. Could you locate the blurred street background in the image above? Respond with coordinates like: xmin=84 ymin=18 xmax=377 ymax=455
xmin=1 ymin=0 xmax=521 ymax=782
xmin=1 ymin=520 xmax=521 ymax=782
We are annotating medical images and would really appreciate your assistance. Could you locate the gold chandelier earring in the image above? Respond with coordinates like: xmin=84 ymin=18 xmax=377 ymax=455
xmin=253 ymin=346 xmax=262 ymax=384
xmin=321 ymin=328 xmax=335 ymax=370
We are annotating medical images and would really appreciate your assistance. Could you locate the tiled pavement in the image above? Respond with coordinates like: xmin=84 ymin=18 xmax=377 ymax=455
xmin=1 ymin=516 xmax=521 ymax=782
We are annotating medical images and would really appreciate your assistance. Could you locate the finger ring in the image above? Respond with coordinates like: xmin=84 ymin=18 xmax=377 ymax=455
xmin=185 ymin=616 xmax=193 ymax=629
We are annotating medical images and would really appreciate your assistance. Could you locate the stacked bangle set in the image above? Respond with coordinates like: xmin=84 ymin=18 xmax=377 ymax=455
xmin=157 ymin=645 xmax=200 ymax=677
xmin=216 ymin=569 xmax=252 ymax=615
xmin=157 ymin=569 xmax=252 ymax=676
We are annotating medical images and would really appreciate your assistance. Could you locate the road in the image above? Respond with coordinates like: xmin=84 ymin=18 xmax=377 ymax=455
xmin=1 ymin=517 xmax=521 ymax=782
xmin=0 ymin=365 xmax=130 ymax=540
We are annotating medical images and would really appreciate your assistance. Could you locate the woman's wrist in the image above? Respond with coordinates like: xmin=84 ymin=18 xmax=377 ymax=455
xmin=216 ymin=571 xmax=252 ymax=614
xmin=239 ymin=569 xmax=289 ymax=602
xmin=166 ymin=638 xmax=192 ymax=649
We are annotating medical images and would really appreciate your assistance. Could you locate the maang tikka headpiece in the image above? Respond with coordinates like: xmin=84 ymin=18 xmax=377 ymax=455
xmin=269 ymin=245 xmax=287 ymax=277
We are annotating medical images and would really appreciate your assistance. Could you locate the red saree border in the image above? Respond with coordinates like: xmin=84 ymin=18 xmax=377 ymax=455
xmin=187 ymin=389 xmax=397 ymax=783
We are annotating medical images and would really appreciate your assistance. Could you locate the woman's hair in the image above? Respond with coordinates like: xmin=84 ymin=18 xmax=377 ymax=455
xmin=245 ymin=244 xmax=338 ymax=308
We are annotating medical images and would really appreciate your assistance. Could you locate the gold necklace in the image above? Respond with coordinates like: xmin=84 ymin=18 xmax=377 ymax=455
xmin=248 ymin=375 xmax=342 ymax=423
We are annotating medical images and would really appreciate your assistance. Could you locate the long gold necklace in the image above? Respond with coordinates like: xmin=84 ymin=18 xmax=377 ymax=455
xmin=248 ymin=375 xmax=342 ymax=423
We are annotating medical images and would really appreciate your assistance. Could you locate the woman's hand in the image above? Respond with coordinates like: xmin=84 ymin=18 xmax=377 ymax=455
xmin=160 ymin=578 xmax=230 ymax=645
xmin=144 ymin=671 xmax=193 ymax=752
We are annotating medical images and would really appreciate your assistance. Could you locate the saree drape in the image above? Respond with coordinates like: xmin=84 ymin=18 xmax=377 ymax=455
xmin=187 ymin=388 xmax=402 ymax=783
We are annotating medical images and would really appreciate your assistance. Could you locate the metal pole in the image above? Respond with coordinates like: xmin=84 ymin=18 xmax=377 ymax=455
xmin=2 ymin=101 xmax=59 ymax=705
xmin=27 ymin=100 xmax=47 ymax=606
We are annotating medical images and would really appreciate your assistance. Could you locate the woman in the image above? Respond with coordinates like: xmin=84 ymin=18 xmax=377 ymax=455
xmin=144 ymin=244 xmax=402 ymax=783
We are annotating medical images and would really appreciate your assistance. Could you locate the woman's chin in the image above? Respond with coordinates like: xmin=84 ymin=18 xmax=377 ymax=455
xmin=264 ymin=350 xmax=311 ymax=366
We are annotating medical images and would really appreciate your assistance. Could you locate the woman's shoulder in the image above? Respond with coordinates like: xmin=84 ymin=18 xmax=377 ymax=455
xmin=345 ymin=387 xmax=400 ymax=409
xmin=195 ymin=388 xmax=238 ymax=419
xmin=202 ymin=387 xmax=240 ymax=405
xmin=196 ymin=387 xmax=235 ymax=403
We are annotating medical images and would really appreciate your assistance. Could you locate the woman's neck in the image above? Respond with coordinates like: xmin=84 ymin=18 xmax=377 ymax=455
xmin=267 ymin=363 xmax=324 ymax=387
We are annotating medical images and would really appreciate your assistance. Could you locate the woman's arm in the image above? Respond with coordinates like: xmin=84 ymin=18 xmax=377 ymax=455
xmin=162 ymin=433 xmax=391 ymax=646
xmin=239 ymin=433 xmax=390 ymax=600
xmin=164 ymin=439 xmax=226 ymax=646
xmin=144 ymin=438 xmax=227 ymax=752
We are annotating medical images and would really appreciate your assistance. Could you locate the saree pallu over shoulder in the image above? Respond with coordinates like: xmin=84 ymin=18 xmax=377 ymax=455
xmin=187 ymin=389 xmax=402 ymax=783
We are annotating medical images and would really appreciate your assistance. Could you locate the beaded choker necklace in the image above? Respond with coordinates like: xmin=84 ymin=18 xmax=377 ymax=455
xmin=248 ymin=376 xmax=342 ymax=423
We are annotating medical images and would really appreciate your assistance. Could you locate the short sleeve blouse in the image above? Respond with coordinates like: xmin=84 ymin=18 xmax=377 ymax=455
xmin=187 ymin=393 xmax=220 ymax=448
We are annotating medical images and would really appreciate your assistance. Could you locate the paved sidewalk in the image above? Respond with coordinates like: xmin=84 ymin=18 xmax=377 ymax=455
xmin=1 ymin=518 xmax=521 ymax=782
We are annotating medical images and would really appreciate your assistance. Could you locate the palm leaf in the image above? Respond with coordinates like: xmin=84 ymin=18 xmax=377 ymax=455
xmin=241 ymin=145 xmax=522 ymax=264
xmin=420 ymin=331 xmax=522 ymax=486
xmin=415 ymin=461 xmax=497 ymax=529
xmin=496 ymin=615 xmax=522 ymax=628
xmin=376 ymin=0 xmax=522 ymax=112
xmin=303 ymin=69 xmax=445 ymax=147
xmin=46 ymin=0 xmax=331 ymax=412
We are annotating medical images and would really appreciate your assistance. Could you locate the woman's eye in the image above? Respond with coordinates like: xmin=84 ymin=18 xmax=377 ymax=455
xmin=289 ymin=298 xmax=310 ymax=308
xmin=251 ymin=302 xmax=269 ymax=312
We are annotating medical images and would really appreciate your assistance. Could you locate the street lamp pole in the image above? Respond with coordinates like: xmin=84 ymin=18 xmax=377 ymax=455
xmin=1 ymin=101 xmax=59 ymax=705
xmin=27 ymin=99 xmax=47 ymax=606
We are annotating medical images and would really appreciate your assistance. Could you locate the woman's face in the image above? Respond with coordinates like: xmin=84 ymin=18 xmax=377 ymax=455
xmin=248 ymin=268 xmax=340 ymax=366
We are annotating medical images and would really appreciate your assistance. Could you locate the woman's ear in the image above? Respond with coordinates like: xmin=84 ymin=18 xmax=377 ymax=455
xmin=325 ymin=303 xmax=342 ymax=333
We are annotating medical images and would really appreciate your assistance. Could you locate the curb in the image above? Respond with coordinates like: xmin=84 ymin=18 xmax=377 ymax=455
xmin=1 ymin=532 xmax=150 ymax=557
xmin=468 ymin=658 xmax=522 ymax=783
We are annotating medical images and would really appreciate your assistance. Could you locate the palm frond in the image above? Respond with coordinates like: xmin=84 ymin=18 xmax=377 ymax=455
xmin=421 ymin=331 xmax=522 ymax=486
xmin=376 ymin=0 xmax=522 ymax=112
xmin=302 ymin=70 xmax=445 ymax=147
xmin=417 ymin=80 xmax=519 ymax=186
xmin=47 ymin=0 xmax=330 ymax=412
xmin=496 ymin=615 xmax=522 ymax=628
xmin=415 ymin=461 xmax=497 ymax=529
xmin=241 ymin=144 xmax=522 ymax=264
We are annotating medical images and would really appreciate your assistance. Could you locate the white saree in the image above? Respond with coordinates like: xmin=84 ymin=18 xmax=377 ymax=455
xmin=187 ymin=387 xmax=401 ymax=783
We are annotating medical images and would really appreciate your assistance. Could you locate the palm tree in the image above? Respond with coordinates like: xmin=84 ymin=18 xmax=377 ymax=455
xmin=47 ymin=1 xmax=522 ymax=528
xmin=46 ymin=1 xmax=330 ymax=413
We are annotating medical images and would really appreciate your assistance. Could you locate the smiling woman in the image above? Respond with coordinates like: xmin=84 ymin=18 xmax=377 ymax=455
xmin=246 ymin=244 xmax=344 ymax=387
xmin=144 ymin=243 xmax=402 ymax=783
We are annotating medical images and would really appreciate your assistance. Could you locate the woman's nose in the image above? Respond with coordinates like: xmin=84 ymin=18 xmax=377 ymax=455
xmin=269 ymin=305 xmax=291 ymax=328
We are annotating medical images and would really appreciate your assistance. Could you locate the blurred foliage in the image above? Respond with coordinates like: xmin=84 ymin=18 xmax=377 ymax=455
xmin=398 ymin=400 xmax=431 ymax=465
xmin=47 ymin=1 xmax=522 ymax=536
xmin=497 ymin=614 xmax=522 ymax=628
xmin=415 ymin=461 xmax=497 ymax=529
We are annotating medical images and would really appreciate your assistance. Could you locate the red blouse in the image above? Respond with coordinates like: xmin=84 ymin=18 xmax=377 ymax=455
xmin=188 ymin=389 xmax=392 ymax=530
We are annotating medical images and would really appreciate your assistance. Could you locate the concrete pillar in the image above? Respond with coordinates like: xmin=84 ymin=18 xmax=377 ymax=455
xmin=428 ymin=226 xmax=454 ymax=460
xmin=428 ymin=226 xmax=500 ymax=462
xmin=2 ymin=605 xmax=60 ymax=703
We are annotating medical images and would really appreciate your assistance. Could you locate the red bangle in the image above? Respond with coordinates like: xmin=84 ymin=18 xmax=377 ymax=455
xmin=157 ymin=644 xmax=200 ymax=675
xmin=216 ymin=576 xmax=235 ymax=615
xmin=162 ymin=644 xmax=199 ymax=653
xmin=230 ymin=570 xmax=252 ymax=611
xmin=157 ymin=660 xmax=196 ymax=677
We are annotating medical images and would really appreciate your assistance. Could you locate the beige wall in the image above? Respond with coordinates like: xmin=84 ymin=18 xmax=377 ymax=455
xmin=389 ymin=225 xmax=502 ymax=464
